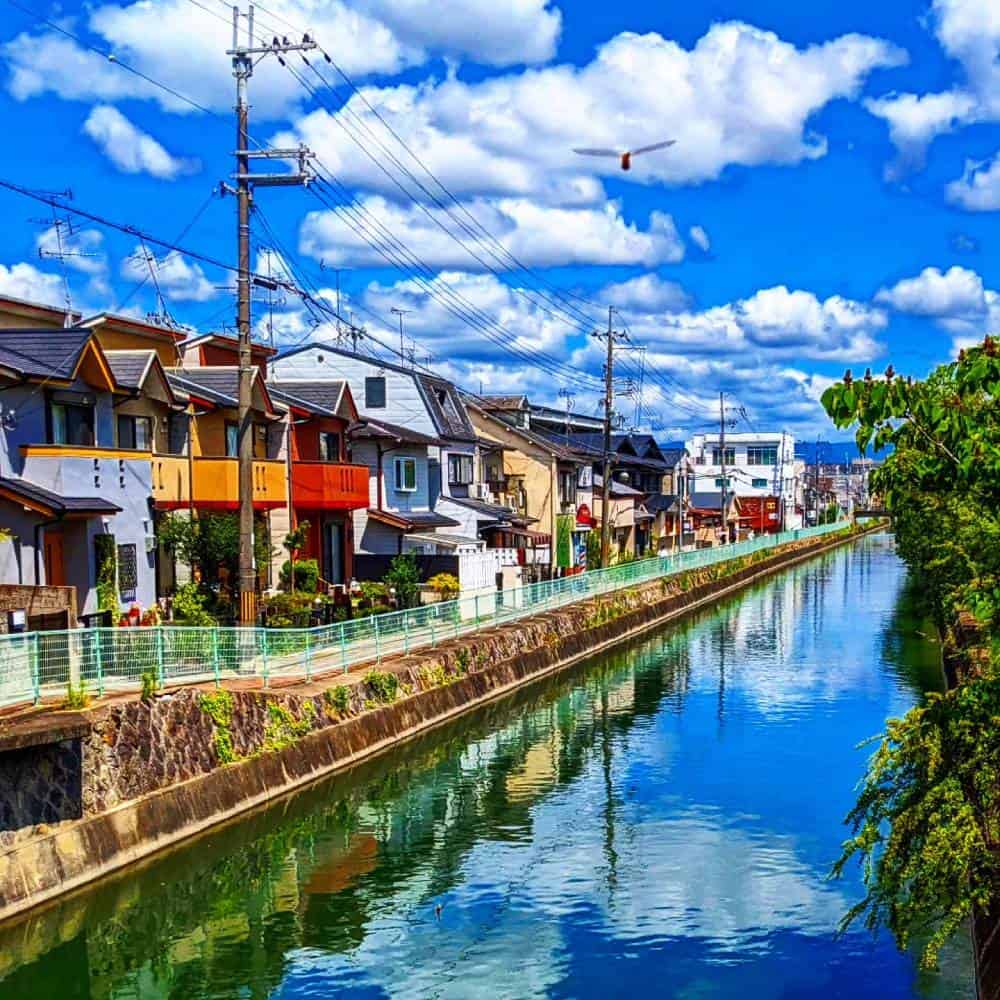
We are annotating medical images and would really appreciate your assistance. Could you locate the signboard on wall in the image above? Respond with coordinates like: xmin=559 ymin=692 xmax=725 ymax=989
xmin=556 ymin=514 xmax=574 ymax=569
xmin=577 ymin=466 xmax=593 ymax=489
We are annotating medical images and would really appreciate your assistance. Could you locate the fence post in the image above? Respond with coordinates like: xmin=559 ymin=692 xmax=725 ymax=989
xmin=430 ymin=613 xmax=436 ymax=648
xmin=403 ymin=614 xmax=410 ymax=655
xmin=261 ymin=630 xmax=270 ymax=688
xmin=155 ymin=627 xmax=165 ymax=689
xmin=31 ymin=632 xmax=40 ymax=705
xmin=304 ymin=630 xmax=312 ymax=683
xmin=373 ymin=614 xmax=381 ymax=665
xmin=454 ymin=602 xmax=460 ymax=640
xmin=475 ymin=594 xmax=481 ymax=631
xmin=494 ymin=591 xmax=500 ymax=627
xmin=212 ymin=629 xmax=221 ymax=688
xmin=94 ymin=629 xmax=105 ymax=698
xmin=340 ymin=622 xmax=348 ymax=674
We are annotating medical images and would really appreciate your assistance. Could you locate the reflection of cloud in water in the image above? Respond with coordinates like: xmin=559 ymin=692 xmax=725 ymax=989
xmin=283 ymin=790 xmax=849 ymax=999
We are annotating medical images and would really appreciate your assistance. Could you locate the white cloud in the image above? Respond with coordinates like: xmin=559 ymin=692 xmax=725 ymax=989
xmin=282 ymin=22 xmax=904 ymax=203
xmin=603 ymin=274 xmax=691 ymax=313
xmin=83 ymin=105 xmax=197 ymax=179
xmin=688 ymin=225 xmax=711 ymax=252
xmin=1 ymin=0 xmax=560 ymax=120
xmin=121 ymin=247 xmax=216 ymax=302
xmin=946 ymin=150 xmax=1000 ymax=211
xmin=0 ymin=262 xmax=66 ymax=306
xmin=875 ymin=265 xmax=986 ymax=316
xmin=299 ymin=196 xmax=685 ymax=270
xmin=865 ymin=0 xmax=1000 ymax=181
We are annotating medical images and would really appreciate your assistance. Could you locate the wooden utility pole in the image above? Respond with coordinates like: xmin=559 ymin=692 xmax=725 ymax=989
xmin=228 ymin=4 xmax=315 ymax=623
xmin=596 ymin=306 xmax=625 ymax=568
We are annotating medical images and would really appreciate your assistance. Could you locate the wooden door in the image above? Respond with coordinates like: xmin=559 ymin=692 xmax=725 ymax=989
xmin=43 ymin=528 xmax=66 ymax=586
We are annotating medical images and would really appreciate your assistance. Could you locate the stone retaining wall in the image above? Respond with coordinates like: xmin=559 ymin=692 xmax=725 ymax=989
xmin=0 ymin=524 xmax=876 ymax=924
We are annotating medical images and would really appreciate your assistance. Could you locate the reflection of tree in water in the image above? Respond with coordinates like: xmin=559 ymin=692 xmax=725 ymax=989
xmin=0 ymin=636 xmax=692 ymax=1000
xmin=880 ymin=573 xmax=946 ymax=698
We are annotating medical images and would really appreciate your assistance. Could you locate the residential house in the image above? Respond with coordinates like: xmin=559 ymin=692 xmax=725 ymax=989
xmin=0 ymin=328 xmax=163 ymax=620
xmin=592 ymin=474 xmax=647 ymax=560
xmin=685 ymin=431 xmax=801 ymax=533
xmin=466 ymin=401 xmax=592 ymax=576
xmin=0 ymin=293 xmax=79 ymax=330
xmin=269 ymin=346 xmax=511 ymax=568
xmin=266 ymin=380 xmax=370 ymax=587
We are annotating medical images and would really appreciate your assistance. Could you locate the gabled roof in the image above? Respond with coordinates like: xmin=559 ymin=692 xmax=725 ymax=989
xmin=437 ymin=494 xmax=535 ymax=527
xmin=81 ymin=312 xmax=187 ymax=343
xmin=0 ymin=294 xmax=80 ymax=326
xmin=465 ymin=400 xmax=584 ymax=461
xmin=415 ymin=374 xmax=477 ymax=442
xmin=166 ymin=366 xmax=277 ymax=416
xmin=0 ymin=476 xmax=122 ymax=518
xmin=105 ymin=350 xmax=180 ymax=406
xmin=478 ymin=394 xmax=528 ymax=411
xmin=367 ymin=508 xmax=460 ymax=531
xmin=659 ymin=447 xmax=687 ymax=468
xmin=267 ymin=380 xmax=356 ymax=421
xmin=353 ymin=416 xmax=442 ymax=447
xmin=0 ymin=328 xmax=95 ymax=381
xmin=181 ymin=331 xmax=278 ymax=357
xmin=594 ymin=474 xmax=645 ymax=498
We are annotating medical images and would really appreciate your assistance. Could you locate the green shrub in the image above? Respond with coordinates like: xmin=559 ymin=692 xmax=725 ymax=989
xmin=428 ymin=572 xmax=460 ymax=601
xmin=262 ymin=699 xmax=314 ymax=752
xmin=279 ymin=558 xmax=319 ymax=594
xmin=418 ymin=662 xmax=449 ymax=688
xmin=263 ymin=590 xmax=322 ymax=628
xmin=359 ymin=581 xmax=389 ymax=607
xmin=65 ymin=681 xmax=91 ymax=710
xmin=455 ymin=648 xmax=470 ymax=673
xmin=324 ymin=685 xmax=351 ymax=716
xmin=140 ymin=669 xmax=160 ymax=701
xmin=364 ymin=669 xmax=400 ymax=705
xmin=172 ymin=583 xmax=216 ymax=626
xmin=199 ymin=690 xmax=237 ymax=764
xmin=384 ymin=553 xmax=420 ymax=609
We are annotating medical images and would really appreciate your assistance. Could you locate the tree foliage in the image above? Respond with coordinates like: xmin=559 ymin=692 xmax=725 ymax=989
xmin=822 ymin=335 xmax=1000 ymax=967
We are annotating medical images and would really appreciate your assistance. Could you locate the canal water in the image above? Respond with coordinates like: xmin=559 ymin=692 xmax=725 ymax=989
xmin=0 ymin=534 xmax=974 ymax=998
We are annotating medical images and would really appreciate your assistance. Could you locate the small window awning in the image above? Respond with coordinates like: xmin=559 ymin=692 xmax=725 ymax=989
xmin=367 ymin=508 xmax=461 ymax=532
xmin=483 ymin=524 xmax=551 ymax=544
xmin=407 ymin=532 xmax=484 ymax=550
xmin=0 ymin=477 xmax=122 ymax=518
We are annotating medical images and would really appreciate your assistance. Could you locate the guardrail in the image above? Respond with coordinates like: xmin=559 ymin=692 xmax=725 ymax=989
xmin=0 ymin=521 xmax=851 ymax=709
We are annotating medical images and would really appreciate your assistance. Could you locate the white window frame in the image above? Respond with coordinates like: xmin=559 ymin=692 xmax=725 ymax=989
xmin=394 ymin=456 xmax=417 ymax=493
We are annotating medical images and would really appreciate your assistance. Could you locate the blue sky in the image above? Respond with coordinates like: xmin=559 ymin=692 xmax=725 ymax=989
xmin=1 ymin=0 xmax=999 ymax=436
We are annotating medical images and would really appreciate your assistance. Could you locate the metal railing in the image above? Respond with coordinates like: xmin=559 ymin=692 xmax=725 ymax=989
xmin=0 ymin=521 xmax=851 ymax=709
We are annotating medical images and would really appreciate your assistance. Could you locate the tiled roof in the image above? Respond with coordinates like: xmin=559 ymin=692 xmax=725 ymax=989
xmin=353 ymin=417 xmax=442 ymax=446
xmin=166 ymin=366 xmax=274 ymax=415
xmin=645 ymin=493 xmax=679 ymax=513
xmin=415 ymin=374 xmax=477 ymax=442
xmin=166 ymin=370 xmax=236 ymax=407
xmin=659 ymin=447 xmax=686 ymax=467
xmin=594 ymin=474 xmax=644 ymax=498
xmin=268 ymin=380 xmax=347 ymax=417
xmin=689 ymin=491 xmax=739 ymax=511
xmin=0 ymin=477 xmax=122 ymax=516
xmin=478 ymin=394 xmax=528 ymax=410
xmin=367 ymin=508 xmax=461 ymax=531
xmin=0 ymin=328 xmax=93 ymax=381
xmin=104 ymin=350 xmax=155 ymax=390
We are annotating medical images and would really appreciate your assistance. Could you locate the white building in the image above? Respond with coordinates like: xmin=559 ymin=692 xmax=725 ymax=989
xmin=685 ymin=431 xmax=802 ymax=531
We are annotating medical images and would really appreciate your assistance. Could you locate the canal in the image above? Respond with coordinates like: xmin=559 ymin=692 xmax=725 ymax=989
xmin=0 ymin=533 xmax=974 ymax=998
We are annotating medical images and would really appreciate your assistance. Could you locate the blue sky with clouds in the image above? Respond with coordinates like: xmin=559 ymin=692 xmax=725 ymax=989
xmin=0 ymin=0 xmax=998 ymax=436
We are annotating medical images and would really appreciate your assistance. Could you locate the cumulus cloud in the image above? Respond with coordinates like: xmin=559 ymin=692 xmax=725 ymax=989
xmin=875 ymin=265 xmax=986 ymax=316
xmin=865 ymin=0 xmax=1000 ymax=181
xmin=0 ymin=262 xmax=66 ymax=305
xmin=688 ymin=225 xmax=711 ymax=252
xmin=946 ymin=150 xmax=1000 ymax=211
xmin=121 ymin=247 xmax=216 ymax=302
xmin=35 ymin=225 xmax=107 ymax=277
xmin=281 ymin=22 xmax=904 ymax=203
xmin=603 ymin=274 xmax=691 ymax=313
xmin=1 ymin=0 xmax=560 ymax=119
xmin=299 ymin=196 xmax=685 ymax=270
xmin=83 ymin=105 xmax=197 ymax=179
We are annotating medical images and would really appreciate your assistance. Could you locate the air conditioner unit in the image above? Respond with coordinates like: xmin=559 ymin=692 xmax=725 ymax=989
xmin=144 ymin=535 xmax=157 ymax=554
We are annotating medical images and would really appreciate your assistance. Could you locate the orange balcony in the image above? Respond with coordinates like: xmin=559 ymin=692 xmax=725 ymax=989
xmin=291 ymin=461 xmax=370 ymax=511
xmin=154 ymin=456 xmax=286 ymax=511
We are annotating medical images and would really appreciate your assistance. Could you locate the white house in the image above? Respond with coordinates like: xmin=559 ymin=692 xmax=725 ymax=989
xmin=685 ymin=431 xmax=802 ymax=531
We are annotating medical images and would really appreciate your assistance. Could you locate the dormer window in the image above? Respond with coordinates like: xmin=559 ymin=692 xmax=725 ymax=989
xmin=49 ymin=391 xmax=95 ymax=446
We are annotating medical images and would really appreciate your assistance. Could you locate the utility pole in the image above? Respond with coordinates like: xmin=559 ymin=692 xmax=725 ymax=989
xmin=595 ymin=306 xmax=626 ymax=568
xmin=228 ymin=4 xmax=315 ymax=624
xmin=719 ymin=390 xmax=728 ymax=544
xmin=391 ymin=307 xmax=411 ymax=365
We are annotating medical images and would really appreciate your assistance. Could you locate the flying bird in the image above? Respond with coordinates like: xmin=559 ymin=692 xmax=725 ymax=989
xmin=572 ymin=139 xmax=676 ymax=172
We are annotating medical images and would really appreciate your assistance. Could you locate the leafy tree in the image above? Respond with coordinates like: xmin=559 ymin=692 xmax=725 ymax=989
xmin=159 ymin=512 xmax=274 ymax=592
xmin=383 ymin=553 xmax=420 ymax=609
xmin=282 ymin=519 xmax=311 ymax=594
xmin=822 ymin=335 xmax=1000 ymax=967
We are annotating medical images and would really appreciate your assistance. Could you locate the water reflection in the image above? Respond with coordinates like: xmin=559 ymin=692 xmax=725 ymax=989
xmin=0 ymin=534 xmax=972 ymax=999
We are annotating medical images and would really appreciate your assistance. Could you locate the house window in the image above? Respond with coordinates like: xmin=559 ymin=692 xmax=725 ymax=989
xmin=714 ymin=477 xmax=731 ymax=488
xmin=447 ymin=453 xmax=474 ymax=486
xmin=225 ymin=421 xmax=238 ymax=457
xmin=254 ymin=423 xmax=268 ymax=459
xmin=711 ymin=447 xmax=735 ymax=466
xmin=49 ymin=392 xmax=95 ymax=446
xmin=117 ymin=543 xmax=137 ymax=603
xmin=117 ymin=414 xmax=152 ymax=451
xmin=752 ymin=478 xmax=768 ymax=489
xmin=394 ymin=456 xmax=417 ymax=492
xmin=747 ymin=446 xmax=778 ymax=465
xmin=558 ymin=469 xmax=577 ymax=505
xmin=365 ymin=376 xmax=386 ymax=408
xmin=319 ymin=431 xmax=341 ymax=462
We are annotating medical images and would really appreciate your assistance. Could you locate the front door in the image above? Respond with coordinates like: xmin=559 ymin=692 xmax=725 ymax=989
xmin=323 ymin=521 xmax=344 ymax=586
xmin=43 ymin=528 xmax=66 ymax=586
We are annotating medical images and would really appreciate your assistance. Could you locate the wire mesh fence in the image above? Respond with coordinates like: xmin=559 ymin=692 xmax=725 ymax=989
xmin=0 ymin=521 xmax=851 ymax=709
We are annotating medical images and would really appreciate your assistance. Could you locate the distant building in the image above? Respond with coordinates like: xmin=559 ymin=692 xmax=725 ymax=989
xmin=685 ymin=431 xmax=801 ymax=533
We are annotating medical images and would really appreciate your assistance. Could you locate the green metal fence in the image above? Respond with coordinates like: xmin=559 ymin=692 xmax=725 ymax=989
xmin=0 ymin=521 xmax=852 ymax=709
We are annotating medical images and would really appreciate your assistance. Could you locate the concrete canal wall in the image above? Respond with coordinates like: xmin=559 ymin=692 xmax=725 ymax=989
xmin=0 ymin=524 xmax=877 ymax=924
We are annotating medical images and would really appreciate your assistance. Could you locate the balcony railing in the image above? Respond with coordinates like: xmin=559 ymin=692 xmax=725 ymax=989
xmin=291 ymin=461 xmax=370 ymax=511
xmin=154 ymin=456 xmax=286 ymax=510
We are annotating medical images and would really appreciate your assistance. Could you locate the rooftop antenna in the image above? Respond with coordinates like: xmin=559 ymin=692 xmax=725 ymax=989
xmin=126 ymin=239 xmax=177 ymax=328
xmin=390 ymin=307 xmax=411 ymax=365
xmin=33 ymin=197 xmax=95 ymax=326
xmin=558 ymin=387 xmax=575 ymax=438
